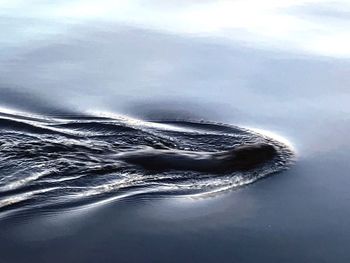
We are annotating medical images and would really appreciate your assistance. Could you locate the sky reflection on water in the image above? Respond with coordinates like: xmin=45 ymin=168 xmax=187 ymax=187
xmin=1 ymin=1 xmax=350 ymax=263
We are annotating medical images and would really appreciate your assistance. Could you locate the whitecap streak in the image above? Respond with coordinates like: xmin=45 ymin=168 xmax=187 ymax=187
xmin=0 ymin=169 xmax=56 ymax=192
xmin=87 ymin=110 xmax=195 ymax=133
xmin=0 ymin=188 xmax=59 ymax=209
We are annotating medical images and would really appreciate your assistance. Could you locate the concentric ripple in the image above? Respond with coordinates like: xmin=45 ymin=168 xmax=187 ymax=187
xmin=0 ymin=110 xmax=294 ymax=217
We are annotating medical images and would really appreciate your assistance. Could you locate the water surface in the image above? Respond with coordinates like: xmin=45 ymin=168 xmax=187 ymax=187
xmin=1 ymin=1 xmax=350 ymax=263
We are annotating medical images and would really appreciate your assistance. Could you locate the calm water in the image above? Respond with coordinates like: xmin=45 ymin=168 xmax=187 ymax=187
xmin=1 ymin=1 xmax=350 ymax=262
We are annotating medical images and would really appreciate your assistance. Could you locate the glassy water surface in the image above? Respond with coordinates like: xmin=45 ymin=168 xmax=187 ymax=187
xmin=0 ymin=1 xmax=350 ymax=262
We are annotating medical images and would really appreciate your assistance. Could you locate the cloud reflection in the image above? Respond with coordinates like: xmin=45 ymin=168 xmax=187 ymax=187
xmin=1 ymin=0 xmax=349 ymax=57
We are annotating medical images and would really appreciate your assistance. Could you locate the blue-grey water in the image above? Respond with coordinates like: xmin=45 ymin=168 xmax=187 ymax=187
xmin=1 ymin=1 xmax=350 ymax=262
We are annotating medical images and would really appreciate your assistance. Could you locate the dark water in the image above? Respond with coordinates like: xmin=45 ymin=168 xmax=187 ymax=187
xmin=1 ymin=1 xmax=350 ymax=262
xmin=0 ymin=110 xmax=293 ymax=218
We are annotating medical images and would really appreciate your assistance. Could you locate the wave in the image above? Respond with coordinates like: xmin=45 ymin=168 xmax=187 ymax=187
xmin=0 ymin=109 xmax=294 ymax=218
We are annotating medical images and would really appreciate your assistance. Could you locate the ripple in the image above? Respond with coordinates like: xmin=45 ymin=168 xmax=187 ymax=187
xmin=0 ymin=109 xmax=294 ymax=218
